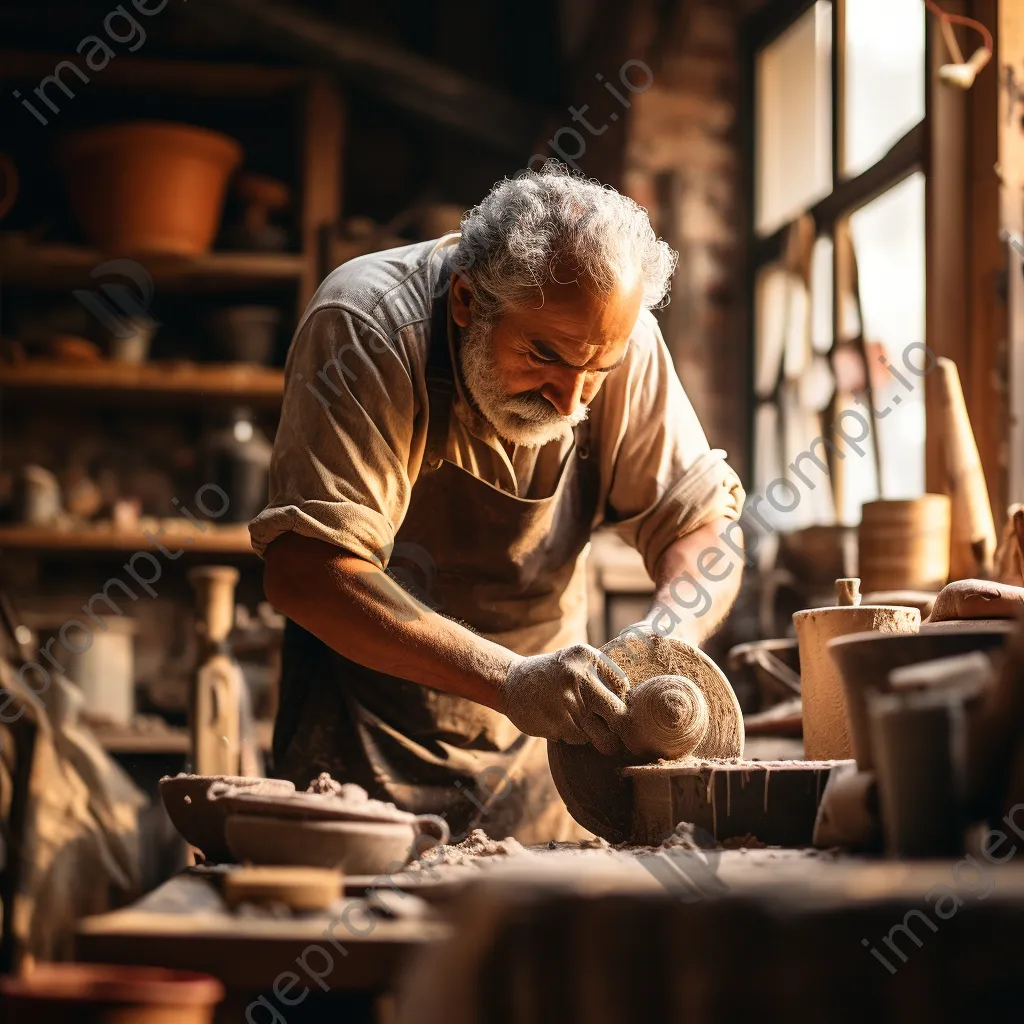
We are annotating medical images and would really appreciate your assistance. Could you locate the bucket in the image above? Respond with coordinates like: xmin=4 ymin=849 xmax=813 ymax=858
xmin=0 ymin=964 xmax=224 ymax=1024
xmin=59 ymin=121 xmax=243 ymax=256
xmin=858 ymin=495 xmax=951 ymax=593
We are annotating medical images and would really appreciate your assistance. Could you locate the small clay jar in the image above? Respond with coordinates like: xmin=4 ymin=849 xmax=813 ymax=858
xmin=793 ymin=579 xmax=920 ymax=760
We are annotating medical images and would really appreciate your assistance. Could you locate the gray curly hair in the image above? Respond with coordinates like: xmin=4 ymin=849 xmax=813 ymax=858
xmin=454 ymin=163 xmax=678 ymax=324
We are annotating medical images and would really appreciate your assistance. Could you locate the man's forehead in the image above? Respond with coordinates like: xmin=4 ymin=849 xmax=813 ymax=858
xmin=506 ymin=275 xmax=643 ymax=348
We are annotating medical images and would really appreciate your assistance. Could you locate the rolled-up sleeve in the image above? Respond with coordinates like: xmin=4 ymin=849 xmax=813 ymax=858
xmin=249 ymin=306 xmax=421 ymax=565
xmin=602 ymin=314 xmax=745 ymax=579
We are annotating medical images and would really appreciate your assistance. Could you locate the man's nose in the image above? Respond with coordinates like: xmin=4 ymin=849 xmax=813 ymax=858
xmin=542 ymin=370 xmax=587 ymax=417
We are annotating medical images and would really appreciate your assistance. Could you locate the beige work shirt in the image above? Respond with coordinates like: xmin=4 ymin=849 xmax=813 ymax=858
xmin=250 ymin=238 xmax=744 ymax=581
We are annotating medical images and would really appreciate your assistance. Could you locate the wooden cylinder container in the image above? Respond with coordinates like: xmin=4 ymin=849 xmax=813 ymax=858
xmin=858 ymin=495 xmax=951 ymax=593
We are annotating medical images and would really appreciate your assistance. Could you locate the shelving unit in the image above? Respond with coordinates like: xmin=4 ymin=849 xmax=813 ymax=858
xmin=0 ymin=524 xmax=255 ymax=554
xmin=0 ymin=242 xmax=308 ymax=293
xmin=0 ymin=360 xmax=284 ymax=404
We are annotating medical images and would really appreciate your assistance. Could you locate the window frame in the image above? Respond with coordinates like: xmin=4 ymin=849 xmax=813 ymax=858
xmin=741 ymin=0 xmax=930 ymax=523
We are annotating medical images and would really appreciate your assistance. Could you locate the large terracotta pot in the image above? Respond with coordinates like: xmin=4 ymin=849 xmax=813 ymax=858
xmin=0 ymin=964 xmax=224 ymax=1024
xmin=59 ymin=122 xmax=243 ymax=256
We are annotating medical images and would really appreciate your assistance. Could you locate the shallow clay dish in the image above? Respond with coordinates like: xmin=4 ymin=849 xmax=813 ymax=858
xmin=208 ymin=784 xmax=415 ymax=825
xmin=828 ymin=620 xmax=1014 ymax=770
xmin=225 ymin=814 xmax=449 ymax=874
xmin=159 ymin=774 xmax=295 ymax=863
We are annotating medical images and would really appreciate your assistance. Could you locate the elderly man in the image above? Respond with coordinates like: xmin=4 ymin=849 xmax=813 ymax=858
xmin=252 ymin=166 xmax=744 ymax=842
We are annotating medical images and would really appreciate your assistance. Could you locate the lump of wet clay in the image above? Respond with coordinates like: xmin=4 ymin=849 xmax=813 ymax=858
xmin=620 ymin=674 xmax=710 ymax=759
xmin=603 ymin=630 xmax=743 ymax=761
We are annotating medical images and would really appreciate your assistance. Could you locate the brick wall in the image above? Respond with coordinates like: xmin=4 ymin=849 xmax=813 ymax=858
xmin=621 ymin=0 xmax=757 ymax=484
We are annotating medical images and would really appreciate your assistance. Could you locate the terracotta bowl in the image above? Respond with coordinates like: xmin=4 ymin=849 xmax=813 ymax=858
xmin=225 ymin=813 xmax=449 ymax=874
xmin=59 ymin=121 xmax=243 ymax=256
xmin=828 ymin=620 xmax=1014 ymax=771
xmin=159 ymin=774 xmax=295 ymax=863
xmin=0 ymin=964 xmax=223 ymax=1024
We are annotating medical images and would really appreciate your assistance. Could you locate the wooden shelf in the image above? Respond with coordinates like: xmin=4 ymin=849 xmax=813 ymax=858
xmin=96 ymin=720 xmax=274 ymax=755
xmin=0 ymin=360 xmax=284 ymax=403
xmin=0 ymin=52 xmax=306 ymax=98
xmin=0 ymin=523 xmax=256 ymax=554
xmin=0 ymin=241 xmax=308 ymax=292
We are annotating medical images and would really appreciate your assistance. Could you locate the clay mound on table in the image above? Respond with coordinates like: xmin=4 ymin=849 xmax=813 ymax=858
xmin=606 ymin=631 xmax=744 ymax=759
xmin=548 ymin=635 xmax=744 ymax=843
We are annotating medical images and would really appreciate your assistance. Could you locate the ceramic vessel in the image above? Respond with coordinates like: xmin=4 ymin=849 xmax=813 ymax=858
xmin=225 ymin=813 xmax=449 ymax=873
xmin=792 ymin=579 xmax=920 ymax=760
xmin=159 ymin=774 xmax=295 ymax=862
xmin=828 ymin=620 xmax=1013 ymax=770
xmin=0 ymin=964 xmax=223 ymax=1024
xmin=60 ymin=121 xmax=242 ymax=256
xmin=205 ymin=305 xmax=280 ymax=364
xmin=858 ymin=495 xmax=951 ymax=592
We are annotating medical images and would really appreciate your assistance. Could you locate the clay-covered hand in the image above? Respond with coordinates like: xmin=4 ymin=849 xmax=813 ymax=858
xmin=499 ymin=644 xmax=630 ymax=755
xmin=928 ymin=579 xmax=1024 ymax=622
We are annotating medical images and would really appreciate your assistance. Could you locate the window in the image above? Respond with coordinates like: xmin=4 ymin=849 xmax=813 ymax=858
xmin=746 ymin=0 xmax=928 ymax=529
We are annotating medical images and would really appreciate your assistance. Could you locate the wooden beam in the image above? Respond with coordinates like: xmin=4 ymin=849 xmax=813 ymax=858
xmin=966 ymin=0 xmax=1008 ymax=523
xmin=0 ymin=51 xmax=304 ymax=96
xmin=206 ymin=0 xmax=542 ymax=155
xmin=925 ymin=3 xmax=971 ymax=496
xmin=1001 ymin=0 xmax=1024 ymax=504
xmin=750 ymin=122 xmax=926 ymax=267
xmin=299 ymin=75 xmax=345 ymax=309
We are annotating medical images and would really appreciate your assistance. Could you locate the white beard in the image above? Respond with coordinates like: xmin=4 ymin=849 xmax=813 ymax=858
xmin=457 ymin=319 xmax=589 ymax=448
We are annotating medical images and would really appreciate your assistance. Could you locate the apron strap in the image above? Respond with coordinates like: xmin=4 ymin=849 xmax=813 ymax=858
xmin=424 ymin=257 xmax=456 ymax=472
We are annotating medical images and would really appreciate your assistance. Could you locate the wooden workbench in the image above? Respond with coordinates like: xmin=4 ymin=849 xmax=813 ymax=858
xmin=77 ymin=870 xmax=448 ymax=1018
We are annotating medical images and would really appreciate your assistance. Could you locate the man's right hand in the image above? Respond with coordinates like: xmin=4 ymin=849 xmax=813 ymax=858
xmin=499 ymin=644 xmax=630 ymax=755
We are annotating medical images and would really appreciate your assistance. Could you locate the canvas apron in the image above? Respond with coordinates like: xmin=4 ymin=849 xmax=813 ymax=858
xmin=273 ymin=277 xmax=601 ymax=843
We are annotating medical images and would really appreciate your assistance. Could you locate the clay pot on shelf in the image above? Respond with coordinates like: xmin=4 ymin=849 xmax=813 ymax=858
xmin=59 ymin=122 xmax=243 ymax=256
xmin=200 ymin=407 xmax=273 ymax=524
xmin=221 ymin=173 xmax=291 ymax=251
xmin=0 ymin=964 xmax=224 ymax=1024
xmin=40 ymin=617 xmax=137 ymax=727
xmin=205 ymin=305 xmax=281 ymax=364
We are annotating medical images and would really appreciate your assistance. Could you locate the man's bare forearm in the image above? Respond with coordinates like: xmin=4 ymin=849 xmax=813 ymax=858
xmin=263 ymin=532 xmax=516 ymax=709
xmin=644 ymin=518 xmax=743 ymax=645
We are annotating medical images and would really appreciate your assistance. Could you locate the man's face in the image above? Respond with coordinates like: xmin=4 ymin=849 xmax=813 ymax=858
xmin=451 ymin=272 xmax=643 ymax=448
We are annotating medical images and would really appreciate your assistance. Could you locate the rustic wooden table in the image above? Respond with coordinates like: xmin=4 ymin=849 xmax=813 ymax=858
xmin=76 ymin=870 xmax=449 ymax=1022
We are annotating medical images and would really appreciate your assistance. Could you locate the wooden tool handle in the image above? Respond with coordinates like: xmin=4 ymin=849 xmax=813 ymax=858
xmin=935 ymin=358 xmax=997 ymax=579
xmin=188 ymin=565 xmax=239 ymax=645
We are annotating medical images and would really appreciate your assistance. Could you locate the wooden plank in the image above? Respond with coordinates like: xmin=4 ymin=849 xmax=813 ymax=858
xmin=300 ymin=75 xmax=345 ymax=308
xmin=926 ymin=5 xmax=970 ymax=495
xmin=95 ymin=720 xmax=273 ymax=755
xmin=0 ymin=524 xmax=256 ymax=554
xmin=77 ymin=874 xmax=448 ymax=992
xmin=205 ymin=0 xmax=541 ymax=154
xmin=967 ymin=0 xmax=1008 ymax=523
xmin=0 ymin=361 xmax=284 ymax=400
xmin=0 ymin=51 xmax=305 ymax=96
xmin=0 ymin=242 xmax=308 ymax=291
xmin=1002 ymin=0 xmax=1024 ymax=502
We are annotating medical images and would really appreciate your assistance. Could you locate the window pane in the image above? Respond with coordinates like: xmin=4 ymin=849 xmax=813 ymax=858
xmin=755 ymin=1 xmax=833 ymax=236
xmin=844 ymin=0 xmax=925 ymax=177
xmin=810 ymin=235 xmax=834 ymax=354
xmin=848 ymin=171 xmax=927 ymax=503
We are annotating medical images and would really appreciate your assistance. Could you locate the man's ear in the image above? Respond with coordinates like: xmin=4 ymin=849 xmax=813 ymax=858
xmin=450 ymin=272 xmax=473 ymax=328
